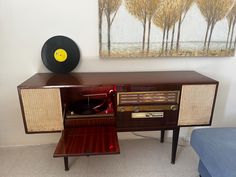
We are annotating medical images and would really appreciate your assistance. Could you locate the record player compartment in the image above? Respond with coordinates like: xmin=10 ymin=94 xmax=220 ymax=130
xmin=67 ymin=97 xmax=110 ymax=115
xmin=54 ymin=86 xmax=120 ymax=159
xmin=60 ymin=86 xmax=116 ymax=128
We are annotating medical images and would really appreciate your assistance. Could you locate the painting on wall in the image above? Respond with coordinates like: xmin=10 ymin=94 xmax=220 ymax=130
xmin=99 ymin=0 xmax=236 ymax=57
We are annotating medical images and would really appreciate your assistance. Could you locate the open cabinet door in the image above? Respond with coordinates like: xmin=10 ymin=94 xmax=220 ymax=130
xmin=54 ymin=125 xmax=120 ymax=157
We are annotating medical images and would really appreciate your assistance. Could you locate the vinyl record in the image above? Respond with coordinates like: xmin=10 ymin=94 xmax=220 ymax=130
xmin=41 ymin=35 xmax=80 ymax=73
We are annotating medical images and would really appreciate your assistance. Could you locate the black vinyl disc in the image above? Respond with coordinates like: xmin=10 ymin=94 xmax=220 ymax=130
xmin=41 ymin=36 xmax=80 ymax=73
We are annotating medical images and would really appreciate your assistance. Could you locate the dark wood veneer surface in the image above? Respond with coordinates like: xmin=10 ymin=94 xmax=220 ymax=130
xmin=54 ymin=126 xmax=120 ymax=157
xmin=18 ymin=71 xmax=218 ymax=88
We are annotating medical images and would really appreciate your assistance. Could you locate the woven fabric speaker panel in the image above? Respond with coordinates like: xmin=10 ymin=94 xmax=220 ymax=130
xmin=178 ymin=84 xmax=216 ymax=126
xmin=21 ymin=89 xmax=63 ymax=132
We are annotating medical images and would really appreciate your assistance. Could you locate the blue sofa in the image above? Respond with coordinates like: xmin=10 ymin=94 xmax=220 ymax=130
xmin=190 ymin=128 xmax=236 ymax=177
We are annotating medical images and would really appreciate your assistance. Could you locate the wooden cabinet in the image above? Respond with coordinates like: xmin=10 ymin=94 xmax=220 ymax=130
xmin=17 ymin=71 xmax=218 ymax=170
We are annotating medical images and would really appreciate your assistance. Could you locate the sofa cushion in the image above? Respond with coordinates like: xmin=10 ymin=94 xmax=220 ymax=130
xmin=198 ymin=160 xmax=212 ymax=177
xmin=191 ymin=128 xmax=236 ymax=177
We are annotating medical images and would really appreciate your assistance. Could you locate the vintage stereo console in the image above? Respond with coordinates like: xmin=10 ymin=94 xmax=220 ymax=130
xmin=17 ymin=71 xmax=218 ymax=171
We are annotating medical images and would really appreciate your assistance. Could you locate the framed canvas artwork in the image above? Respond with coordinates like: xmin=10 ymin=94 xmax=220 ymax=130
xmin=99 ymin=0 xmax=236 ymax=57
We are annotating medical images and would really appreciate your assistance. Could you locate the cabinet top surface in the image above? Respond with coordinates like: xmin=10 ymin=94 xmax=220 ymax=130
xmin=18 ymin=71 xmax=218 ymax=88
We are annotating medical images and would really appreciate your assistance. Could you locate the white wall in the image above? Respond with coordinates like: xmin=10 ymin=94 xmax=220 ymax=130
xmin=0 ymin=0 xmax=236 ymax=147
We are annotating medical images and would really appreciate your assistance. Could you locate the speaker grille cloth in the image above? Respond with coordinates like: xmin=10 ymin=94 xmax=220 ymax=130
xmin=178 ymin=84 xmax=216 ymax=126
xmin=21 ymin=89 xmax=63 ymax=132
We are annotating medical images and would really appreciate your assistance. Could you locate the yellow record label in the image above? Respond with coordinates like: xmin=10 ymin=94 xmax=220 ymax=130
xmin=54 ymin=48 xmax=67 ymax=62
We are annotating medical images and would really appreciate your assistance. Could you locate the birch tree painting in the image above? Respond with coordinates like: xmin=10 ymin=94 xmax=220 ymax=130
xmin=99 ymin=0 xmax=236 ymax=57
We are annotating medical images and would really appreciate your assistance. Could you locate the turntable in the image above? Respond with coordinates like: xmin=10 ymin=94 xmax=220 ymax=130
xmin=65 ymin=93 xmax=114 ymax=119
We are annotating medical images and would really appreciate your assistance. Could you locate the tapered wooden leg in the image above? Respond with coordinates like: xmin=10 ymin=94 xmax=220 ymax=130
xmin=64 ymin=156 xmax=69 ymax=171
xmin=160 ymin=130 xmax=165 ymax=143
xmin=171 ymin=127 xmax=180 ymax=164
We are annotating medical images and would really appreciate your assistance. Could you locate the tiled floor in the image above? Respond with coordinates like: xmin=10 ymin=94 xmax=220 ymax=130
xmin=0 ymin=139 xmax=199 ymax=177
